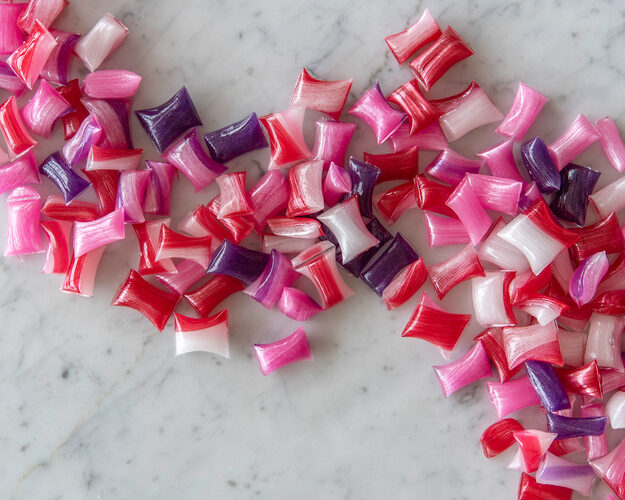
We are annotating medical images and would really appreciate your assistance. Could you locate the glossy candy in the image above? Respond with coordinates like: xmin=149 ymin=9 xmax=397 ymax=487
xmin=61 ymin=247 xmax=105 ymax=297
xmin=205 ymin=196 xmax=254 ymax=243
xmin=401 ymin=292 xmax=471 ymax=352
xmin=73 ymin=208 xmax=125 ymax=258
xmin=384 ymin=9 xmax=441 ymax=64
xmin=63 ymin=115 xmax=103 ymax=166
xmin=323 ymin=162 xmax=352 ymax=207
xmin=382 ymin=259 xmax=428 ymax=310
xmin=387 ymin=80 xmax=442 ymax=134
xmin=184 ymin=274 xmax=244 ymax=318
xmin=245 ymin=250 xmax=299 ymax=309
xmin=85 ymin=146 xmax=143 ymax=172
xmin=486 ymin=375 xmax=540 ymax=419
xmin=348 ymin=82 xmax=406 ymax=144
xmin=133 ymin=219 xmax=176 ymax=275
xmin=477 ymin=139 xmax=524 ymax=183
xmin=39 ymin=152 xmax=90 ymax=204
xmin=83 ymin=169 xmax=118 ymax=217
xmin=312 ymin=120 xmax=355 ymax=170
xmin=423 ymin=212 xmax=470 ymax=247
xmin=0 ymin=3 xmax=25 ymax=56
xmin=521 ymin=137 xmax=561 ymax=193
xmin=21 ymin=79 xmax=71 ymax=138
xmin=290 ymin=68 xmax=352 ymax=120
xmin=569 ymin=251 xmax=609 ymax=307
xmin=7 ymin=20 xmax=57 ymax=89
xmin=116 ymin=170 xmax=150 ymax=224
xmin=5 ymin=186 xmax=43 ymax=256
xmin=589 ymin=438 xmax=625 ymax=500
xmin=361 ymin=233 xmax=419 ymax=296
xmin=496 ymin=82 xmax=548 ymax=141
xmin=426 ymin=148 xmax=481 ymax=186
xmin=74 ymin=13 xmax=128 ymax=71
xmin=206 ymin=240 xmax=270 ymax=286
xmin=480 ymin=418 xmax=524 ymax=458
xmin=516 ymin=295 xmax=568 ymax=326
xmin=414 ymin=175 xmax=457 ymax=217
xmin=252 ymin=327 xmax=312 ymax=375
xmin=215 ymin=172 xmax=252 ymax=218
xmin=291 ymin=241 xmax=354 ymax=309
xmin=590 ymin=176 xmax=625 ymax=218
xmin=156 ymin=225 xmax=212 ymax=268
xmin=246 ymin=169 xmax=289 ymax=231
xmin=83 ymin=99 xmax=133 ymax=150
xmin=56 ymin=79 xmax=88 ymax=140
xmin=428 ymin=244 xmax=485 ymax=299
xmin=476 ymin=328 xmax=521 ymax=383
xmin=503 ymin=321 xmax=563 ymax=370
xmin=40 ymin=29 xmax=79 ymax=85
xmin=163 ymin=129 xmax=227 ymax=192
xmin=596 ymin=116 xmax=625 ymax=172
xmin=389 ymin=121 xmax=448 ymax=153
xmin=136 ymin=87 xmax=203 ymax=154
xmin=82 ymin=70 xmax=141 ymax=100
xmin=267 ymin=217 xmax=323 ymax=239
xmin=477 ymin=218 xmax=530 ymax=272
xmin=466 ymin=173 xmax=522 ymax=215
xmin=0 ymin=152 xmax=39 ymax=195
xmin=143 ymin=161 xmax=175 ymax=216
xmin=260 ymin=107 xmax=312 ymax=167
xmin=410 ymin=26 xmax=473 ymax=91
xmin=546 ymin=413 xmax=607 ymax=440
xmin=581 ymin=402 xmax=609 ymax=461
xmin=554 ymin=361 xmax=603 ymax=399
xmin=278 ymin=287 xmax=323 ymax=321
xmin=550 ymin=164 xmax=600 ymax=226
xmin=40 ymin=220 xmax=71 ymax=274
xmin=471 ymin=271 xmax=516 ymax=327
xmin=317 ymin=195 xmax=379 ymax=264
xmin=286 ymin=160 xmax=324 ymax=217
xmin=111 ymin=269 xmax=180 ymax=331
xmin=536 ymin=453 xmax=594 ymax=496
xmin=156 ymin=260 xmax=206 ymax=295
xmin=0 ymin=96 xmax=37 ymax=157
xmin=606 ymin=392 xmax=625 ymax=429
xmin=0 ymin=60 xmax=26 ymax=95
xmin=446 ymin=177 xmax=492 ymax=245
xmin=362 ymin=146 xmax=418 ymax=184
xmin=174 ymin=310 xmax=229 ymax=358
xmin=203 ymin=112 xmax=267 ymax=163
xmin=556 ymin=330 xmax=586 ymax=368
xmin=433 ymin=342 xmax=493 ymax=397
xmin=569 ymin=213 xmax=623 ymax=265
xmin=525 ymin=360 xmax=570 ymax=413
xmin=17 ymin=0 xmax=67 ymax=34
xmin=548 ymin=114 xmax=600 ymax=171
xmin=346 ymin=157 xmax=381 ymax=219
xmin=432 ymin=81 xmax=503 ymax=142
xmin=509 ymin=430 xmax=557 ymax=473
xmin=374 ymin=180 xmax=417 ymax=225
xmin=584 ymin=313 xmax=625 ymax=371
xmin=41 ymin=194 xmax=98 ymax=222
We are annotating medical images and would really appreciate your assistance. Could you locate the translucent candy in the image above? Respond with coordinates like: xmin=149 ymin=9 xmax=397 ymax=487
xmin=0 ymin=3 xmax=25 ymax=56
xmin=83 ymin=98 xmax=133 ymax=149
xmin=426 ymin=148 xmax=481 ymax=186
xmin=382 ymin=259 xmax=428 ymax=310
xmin=40 ymin=29 xmax=79 ymax=85
xmin=486 ymin=375 xmax=540 ymax=419
xmin=384 ymin=9 xmax=441 ymax=64
xmin=446 ymin=177 xmax=492 ymax=246
xmin=387 ymin=79 xmax=442 ymax=134
xmin=496 ymin=82 xmax=548 ymax=141
xmin=203 ymin=112 xmax=267 ymax=163
xmin=244 ymin=250 xmax=299 ymax=309
xmin=548 ymin=114 xmax=600 ymax=171
xmin=115 ymin=170 xmax=150 ymax=224
xmin=286 ymin=160 xmax=324 ymax=217
xmin=290 ymin=68 xmax=352 ymax=120
xmin=74 ymin=13 xmax=128 ymax=71
xmin=156 ymin=225 xmax=212 ymax=268
xmin=480 ymin=418 xmax=524 ymax=458
xmin=252 ymin=327 xmax=312 ymax=375
xmin=174 ymin=310 xmax=229 ymax=358
xmin=215 ymin=171 xmax=252 ymax=218
xmin=260 ymin=107 xmax=312 ymax=167
xmin=63 ymin=115 xmax=103 ymax=166
xmin=550 ymin=164 xmax=600 ymax=226
xmin=40 ymin=220 xmax=71 ymax=274
xmin=7 ymin=20 xmax=57 ymax=89
xmin=322 ymin=162 xmax=352 ymax=207
xmin=312 ymin=120 xmax=356 ymax=169
xmin=348 ymin=82 xmax=406 ymax=144
xmin=509 ymin=430 xmax=557 ymax=473
xmin=569 ymin=251 xmax=609 ymax=307
xmin=428 ymin=243 xmax=485 ymax=299
xmin=73 ymin=208 xmax=125 ymax=258
xmin=584 ymin=313 xmax=625 ymax=371
xmin=17 ymin=0 xmax=67 ymax=34
xmin=476 ymin=139 xmax=524 ymax=183
xmin=278 ymin=287 xmax=323 ymax=321
xmin=596 ymin=116 xmax=625 ymax=172
xmin=423 ymin=212 xmax=470 ymax=247
xmin=433 ymin=342 xmax=492 ymax=397
xmin=503 ymin=321 xmax=563 ymax=370
xmin=0 ymin=152 xmax=39 ymax=195
xmin=247 ymin=169 xmax=289 ymax=231
xmin=39 ymin=152 xmax=90 ymax=204
xmin=5 ymin=186 xmax=43 ymax=257
xmin=184 ymin=274 xmax=244 ymax=318
xmin=471 ymin=271 xmax=516 ymax=327
xmin=0 ymin=96 xmax=36 ymax=157
xmin=363 ymin=146 xmax=418 ymax=184
xmin=143 ymin=161 xmax=175 ymax=216
xmin=21 ymin=79 xmax=71 ymax=138
xmin=61 ymin=247 xmax=105 ymax=297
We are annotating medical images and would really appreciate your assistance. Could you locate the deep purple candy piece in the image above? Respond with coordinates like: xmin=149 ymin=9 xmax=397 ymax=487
xmin=525 ymin=360 xmax=571 ymax=413
xmin=550 ymin=163 xmax=600 ymax=226
xmin=546 ymin=412 xmax=607 ymax=440
xmin=204 ymin=113 xmax=268 ymax=163
xmin=360 ymin=233 xmax=419 ymax=296
xmin=39 ymin=152 xmax=91 ymax=204
xmin=521 ymin=137 xmax=561 ymax=193
xmin=135 ymin=87 xmax=202 ymax=153
xmin=345 ymin=157 xmax=381 ymax=219
xmin=206 ymin=239 xmax=270 ymax=285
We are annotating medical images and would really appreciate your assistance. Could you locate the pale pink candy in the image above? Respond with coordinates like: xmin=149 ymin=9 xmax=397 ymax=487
xmin=589 ymin=176 xmax=625 ymax=218
xmin=174 ymin=310 xmax=229 ymax=358
xmin=606 ymin=391 xmax=625 ymax=429
xmin=312 ymin=120 xmax=356 ymax=169
xmin=247 ymin=169 xmax=289 ymax=231
xmin=496 ymin=82 xmax=548 ymax=141
xmin=589 ymin=439 xmax=625 ymax=500
xmin=550 ymin=250 xmax=575 ymax=295
xmin=486 ymin=376 xmax=541 ymax=419
xmin=384 ymin=9 xmax=441 ymax=64
xmin=82 ymin=70 xmax=142 ymax=99
xmin=477 ymin=139 xmax=525 ymax=183
xmin=155 ymin=260 xmax=206 ymax=296
xmin=6 ymin=20 xmax=57 ymax=89
xmin=143 ymin=161 xmax=176 ymax=216
xmin=286 ymin=159 xmax=324 ymax=217
xmin=62 ymin=115 xmax=103 ymax=166
xmin=423 ymin=212 xmax=469 ymax=247
xmin=215 ymin=171 xmax=251 ymax=218
xmin=516 ymin=295 xmax=568 ymax=326
xmin=446 ymin=176 xmax=492 ymax=246
xmin=503 ymin=321 xmax=562 ymax=370
xmin=585 ymin=313 xmax=625 ymax=372
xmin=436 ymin=82 xmax=503 ymax=142
xmin=20 ymin=78 xmax=71 ymax=138
xmin=536 ymin=452 xmax=595 ymax=495
xmin=316 ymin=195 xmax=379 ymax=263
xmin=433 ymin=342 xmax=492 ymax=397
xmin=465 ymin=173 xmax=522 ymax=215
xmin=425 ymin=149 xmax=481 ymax=186
xmin=581 ymin=402 xmax=609 ymax=461
xmin=74 ymin=13 xmax=129 ymax=71
xmin=289 ymin=68 xmax=352 ymax=120
xmin=389 ymin=122 xmax=448 ymax=153
xmin=477 ymin=218 xmax=530 ymax=272
xmin=17 ymin=0 xmax=67 ymax=34
xmin=348 ymin=82 xmax=406 ymax=144
xmin=4 ymin=186 xmax=43 ymax=256
xmin=266 ymin=217 xmax=323 ymax=239
xmin=73 ymin=208 xmax=125 ymax=258
xmin=0 ymin=152 xmax=39 ymax=194
xmin=278 ymin=287 xmax=323 ymax=321
xmin=116 ymin=170 xmax=150 ymax=224
xmin=323 ymin=161 xmax=352 ymax=207
xmin=557 ymin=329 xmax=586 ymax=368
xmin=596 ymin=117 xmax=625 ymax=172
xmin=548 ymin=113 xmax=600 ymax=170
xmin=472 ymin=271 xmax=516 ymax=327
xmin=252 ymin=327 xmax=313 ymax=375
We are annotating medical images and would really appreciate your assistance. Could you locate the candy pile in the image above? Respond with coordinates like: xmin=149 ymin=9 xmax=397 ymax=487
xmin=0 ymin=1 xmax=624 ymax=498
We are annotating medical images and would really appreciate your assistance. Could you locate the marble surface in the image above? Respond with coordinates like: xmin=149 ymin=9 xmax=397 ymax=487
xmin=1 ymin=1 xmax=625 ymax=499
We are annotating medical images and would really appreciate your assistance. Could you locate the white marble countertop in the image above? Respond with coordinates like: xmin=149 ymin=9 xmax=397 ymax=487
xmin=1 ymin=1 xmax=625 ymax=499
